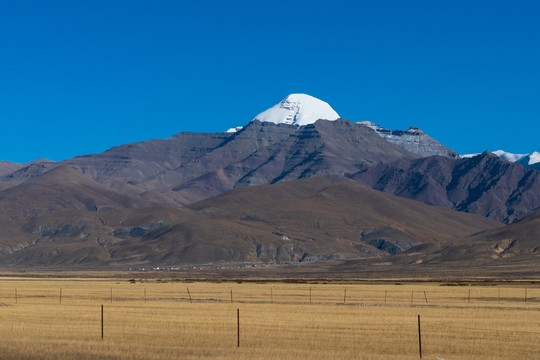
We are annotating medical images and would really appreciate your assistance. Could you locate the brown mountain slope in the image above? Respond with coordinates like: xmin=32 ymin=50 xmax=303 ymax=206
xmin=422 ymin=208 xmax=540 ymax=266
xmin=187 ymin=176 xmax=500 ymax=259
xmin=0 ymin=166 xmax=156 ymax=263
xmin=0 ymin=166 xmax=150 ymax=220
xmin=0 ymin=175 xmax=500 ymax=268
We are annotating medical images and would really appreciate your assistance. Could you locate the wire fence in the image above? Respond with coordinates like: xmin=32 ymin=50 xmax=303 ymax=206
xmin=1 ymin=284 xmax=539 ymax=308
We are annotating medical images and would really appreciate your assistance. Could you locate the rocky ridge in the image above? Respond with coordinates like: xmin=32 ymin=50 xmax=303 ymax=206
xmin=357 ymin=120 xmax=459 ymax=159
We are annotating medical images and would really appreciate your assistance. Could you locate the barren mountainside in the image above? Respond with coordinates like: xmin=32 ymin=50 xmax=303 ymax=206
xmin=0 ymin=119 xmax=419 ymax=205
xmin=0 ymin=174 xmax=500 ymax=268
xmin=352 ymin=151 xmax=540 ymax=223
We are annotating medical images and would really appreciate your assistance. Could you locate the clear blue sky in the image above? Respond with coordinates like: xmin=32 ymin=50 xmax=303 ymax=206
xmin=1 ymin=0 xmax=539 ymax=163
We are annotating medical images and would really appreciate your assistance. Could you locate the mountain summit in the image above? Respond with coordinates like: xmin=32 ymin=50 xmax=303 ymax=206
xmin=252 ymin=93 xmax=340 ymax=126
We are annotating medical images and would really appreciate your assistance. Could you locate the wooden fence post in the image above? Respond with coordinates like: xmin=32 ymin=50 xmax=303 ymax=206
xmin=237 ymin=308 xmax=240 ymax=347
xmin=101 ymin=305 xmax=104 ymax=340
xmin=187 ymin=288 xmax=192 ymax=303
xmin=417 ymin=314 xmax=422 ymax=359
xmin=59 ymin=288 xmax=62 ymax=304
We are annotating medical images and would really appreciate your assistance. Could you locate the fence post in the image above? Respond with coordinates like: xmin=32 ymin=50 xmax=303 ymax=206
xmin=525 ymin=288 xmax=528 ymax=303
xmin=110 ymin=287 xmax=113 ymax=304
xmin=101 ymin=305 xmax=104 ymax=340
xmin=411 ymin=291 xmax=414 ymax=304
xmin=468 ymin=289 xmax=471 ymax=303
xmin=423 ymin=291 xmax=428 ymax=303
xmin=309 ymin=287 xmax=312 ymax=304
xmin=59 ymin=288 xmax=62 ymax=304
xmin=384 ymin=290 xmax=387 ymax=304
xmin=230 ymin=290 xmax=233 ymax=304
xmin=237 ymin=308 xmax=240 ymax=347
xmin=15 ymin=288 xmax=17 ymax=304
xmin=187 ymin=288 xmax=192 ymax=303
xmin=417 ymin=314 xmax=422 ymax=359
xmin=270 ymin=288 xmax=273 ymax=304
xmin=343 ymin=288 xmax=347 ymax=304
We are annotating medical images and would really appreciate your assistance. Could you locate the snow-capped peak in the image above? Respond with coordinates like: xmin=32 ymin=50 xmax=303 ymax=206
xmin=252 ymin=93 xmax=340 ymax=126
xmin=520 ymin=151 xmax=540 ymax=165
xmin=528 ymin=151 xmax=540 ymax=165
xmin=492 ymin=150 xmax=528 ymax=163
xmin=461 ymin=150 xmax=540 ymax=168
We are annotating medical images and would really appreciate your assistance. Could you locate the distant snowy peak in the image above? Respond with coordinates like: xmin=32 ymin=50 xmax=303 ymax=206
xmin=492 ymin=150 xmax=528 ymax=163
xmin=462 ymin=150 xmax=540 ymax=170
xmin=252 ymin=94 xmax=340 ymax=126
xmin=462 ymin=151 xmax=528 ymax=161
xmin=357 ymin=121 xmax=458 ymax=159
xmin=522 ymin=151 xmax=540 ymax=165
xmin=517 ymin=151 xmax=540 ymax=170
xmin=462 ymin=150 xmax=532 ymax=163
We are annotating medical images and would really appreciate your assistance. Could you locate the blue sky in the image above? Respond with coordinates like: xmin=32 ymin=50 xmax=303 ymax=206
xmin=1 ymin=0 xmax=539 ymax=163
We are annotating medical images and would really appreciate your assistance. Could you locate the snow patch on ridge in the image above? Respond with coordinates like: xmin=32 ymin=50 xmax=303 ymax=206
xmin=226 ymin=126 xmax=243 ymax=133
xmin=357 ymin=121 xmax=457 ymax=158
xmin=252 ymin=94 xmax=340 ymax=126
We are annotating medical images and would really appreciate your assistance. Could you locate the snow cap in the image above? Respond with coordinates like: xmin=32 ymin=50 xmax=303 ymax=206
xmin=252 ymin=93 xmax=340 ymax=126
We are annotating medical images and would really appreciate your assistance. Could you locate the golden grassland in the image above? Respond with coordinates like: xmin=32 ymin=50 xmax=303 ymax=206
xmin=0 ymin=278 xmax=539 ymax=359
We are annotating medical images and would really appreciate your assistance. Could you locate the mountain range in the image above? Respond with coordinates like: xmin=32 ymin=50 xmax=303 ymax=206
xmin=0 ymin=93 xmax=539 ymax=275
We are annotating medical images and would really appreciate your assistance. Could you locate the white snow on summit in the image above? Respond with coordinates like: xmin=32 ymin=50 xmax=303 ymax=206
xmin=525 ymin=151 xmax=540 ymax=165
xmin=252 ymin=94 xmax=340 ymax=126
xmin=492 ymin=150 xmax=528 ymax=162
xmin=462 ymin=150 xmax=540 ymax=169
xmin=462 ymin=150 xmax=530 ymax=162
xmin=517 ymin=151 xmax=540 ymax=167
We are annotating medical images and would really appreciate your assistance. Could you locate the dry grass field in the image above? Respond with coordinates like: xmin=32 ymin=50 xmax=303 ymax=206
xmin=0 ymin=278 xmax=539 ymax=359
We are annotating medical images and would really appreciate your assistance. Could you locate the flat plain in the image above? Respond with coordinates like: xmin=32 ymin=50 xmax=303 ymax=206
xmin=0 ymin=277 xmax=539 ymax=359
